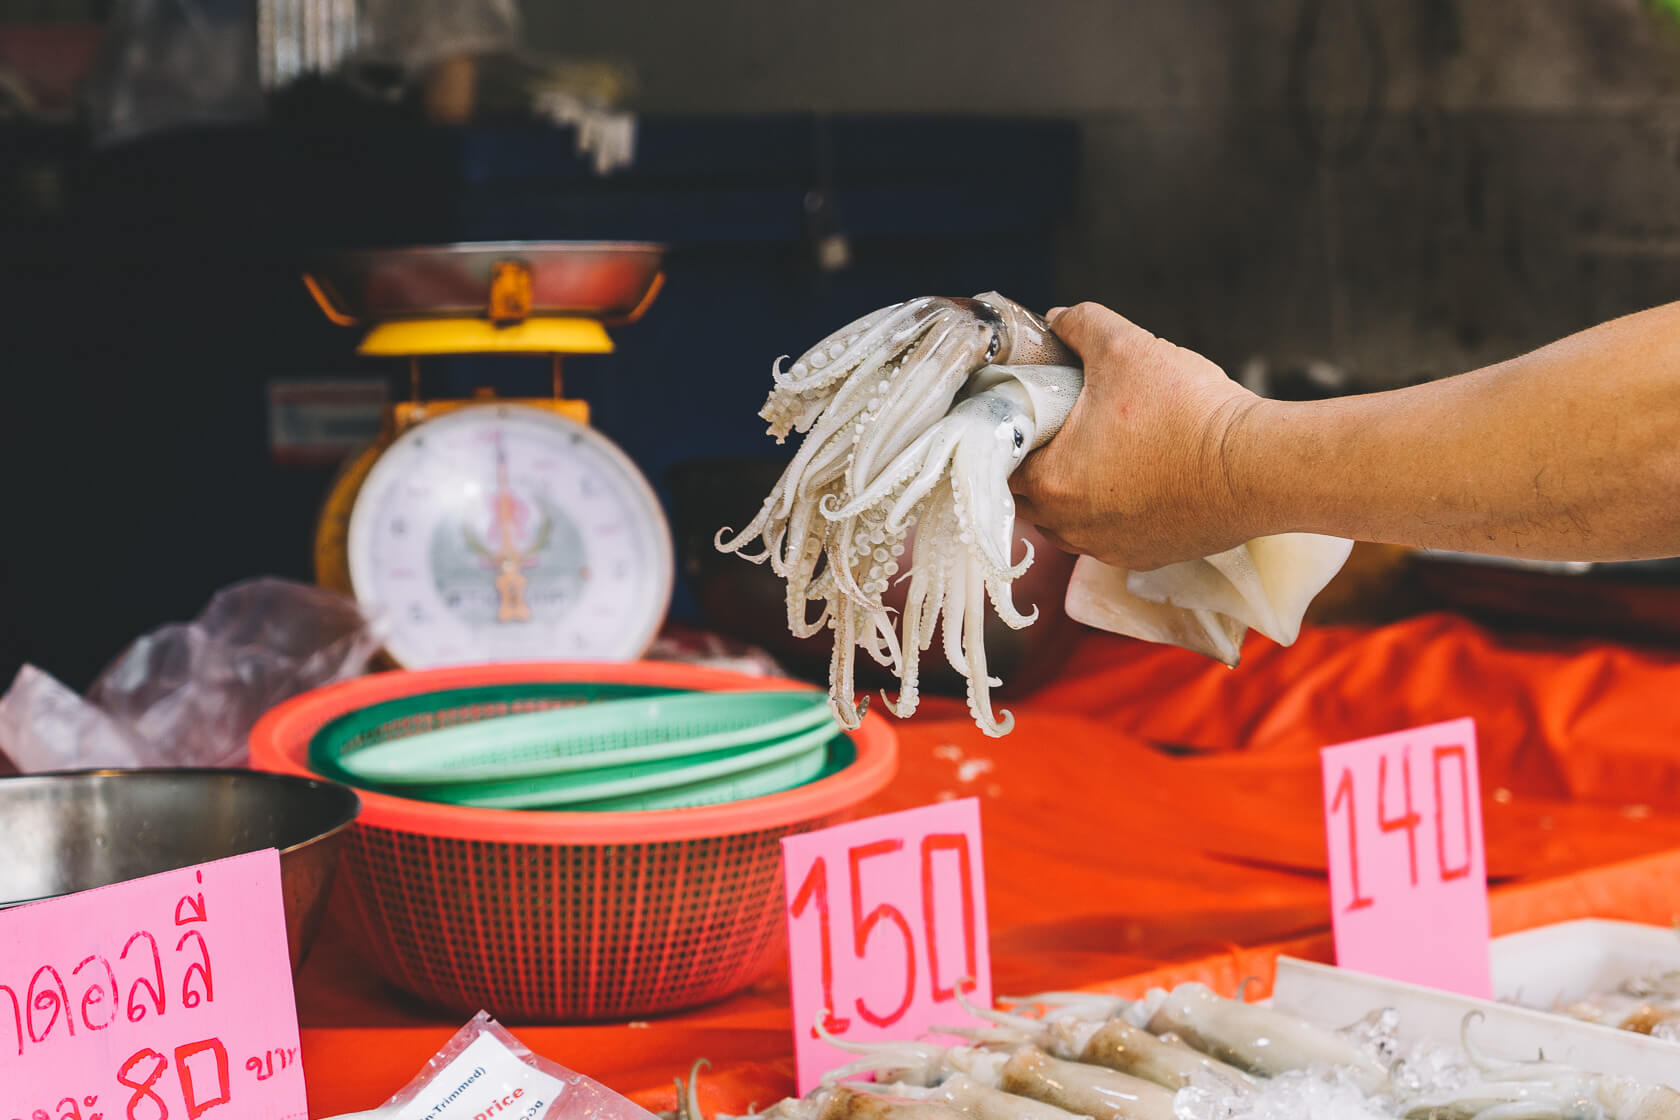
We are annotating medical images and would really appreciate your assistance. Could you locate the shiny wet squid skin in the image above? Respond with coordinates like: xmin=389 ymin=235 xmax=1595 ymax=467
xmin=696 ymin=982 xmax=1680 ymax=1120
xmin=715 ymin=293 xmax=1081 ymax=736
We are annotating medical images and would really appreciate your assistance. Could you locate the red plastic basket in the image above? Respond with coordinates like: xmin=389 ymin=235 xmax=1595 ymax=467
xmin=249 ymin=662 xmax=897 ymax=1022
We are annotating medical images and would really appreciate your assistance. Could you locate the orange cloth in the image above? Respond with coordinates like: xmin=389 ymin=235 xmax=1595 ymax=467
xmin=298 ymin=614 xmax=1680 ymax=1117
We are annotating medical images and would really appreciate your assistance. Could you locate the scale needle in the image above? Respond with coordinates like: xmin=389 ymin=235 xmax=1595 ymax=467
xmin=491 ymin=433 xmax=532 ymax=623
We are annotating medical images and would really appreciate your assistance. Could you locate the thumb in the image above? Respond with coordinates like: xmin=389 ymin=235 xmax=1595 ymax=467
xmin=1048 ymin=301 xmax=1156 ymax=363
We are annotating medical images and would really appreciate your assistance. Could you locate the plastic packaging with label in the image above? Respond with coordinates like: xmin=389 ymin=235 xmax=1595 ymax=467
xmin=326 ymin=1012 xmax=662 ymax=1120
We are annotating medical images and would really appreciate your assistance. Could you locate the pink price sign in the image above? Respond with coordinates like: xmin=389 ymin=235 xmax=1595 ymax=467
xmin=0 ymin=849 xmax=307 ymax=1120
xmin=781 ymin=798 xmax=992 ymax=1094
xmin=1319 ymin=717 xmax=1492 ymax=997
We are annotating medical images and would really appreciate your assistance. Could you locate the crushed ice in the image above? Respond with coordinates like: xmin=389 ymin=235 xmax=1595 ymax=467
xmin=1175 ymin=1066 xmax=1393 ymax=1120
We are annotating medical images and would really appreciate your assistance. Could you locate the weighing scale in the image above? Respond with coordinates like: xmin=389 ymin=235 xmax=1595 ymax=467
xmin=303 ymin=242 xmax=674 ymax=667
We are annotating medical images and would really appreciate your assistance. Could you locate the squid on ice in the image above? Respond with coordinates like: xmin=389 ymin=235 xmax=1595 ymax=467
xmin=1397 ymin=1013 xmax=1680 ymax=1120
xmin=683 ymin=987 xmax=1680 ymax=1120
xmin=715 ymin=293 xmax=1352 ymax=735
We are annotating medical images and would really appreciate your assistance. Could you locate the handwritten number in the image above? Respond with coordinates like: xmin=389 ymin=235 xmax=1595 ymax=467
xmin=1334 ymin=741 xmax=1478 ymax=913
xmin=789 ymin=857 xmax=849 ymax=1035
xmin=848 ymin=840 xmax=916 ymax=1028
xmin=920 ymin=834 xmax=977 ymax=1002
xmin=797 ymin=826 xmax=985 ymax=1041
xmin=174 ymin=1039 xmax=231 ymax=1120
xmin=117 ymin=1049 xmax=169 ymax=1120
xmin=1433 ymin=745 xmax=1473 ymax=881
xmin=1377 ymin=753 xmax=1421 ymax=887
xmin=1330 ymin=769 xmax=1374 ymax=912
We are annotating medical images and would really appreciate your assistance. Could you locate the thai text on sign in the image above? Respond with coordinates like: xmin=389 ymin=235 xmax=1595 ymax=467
xmin=0 ymin=849 xmax=307 ymax=1120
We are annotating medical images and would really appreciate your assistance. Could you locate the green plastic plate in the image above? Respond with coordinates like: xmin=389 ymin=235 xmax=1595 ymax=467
xmin=305 ymin=681 xmax=855 ymax=813
xmin=332 ymin=688 xmax=835 ymax=786
xmin=561 ymin=743 xmax=833 ymax=812
xmin=393 ymin=720 xmax=838 ymax=809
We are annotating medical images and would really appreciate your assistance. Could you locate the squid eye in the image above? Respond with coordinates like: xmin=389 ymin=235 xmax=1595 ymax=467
xmin=1012 ymin=428 xmax=1024 ymax=450
xmin=985 ymin=329 xmax=1002 ymax=363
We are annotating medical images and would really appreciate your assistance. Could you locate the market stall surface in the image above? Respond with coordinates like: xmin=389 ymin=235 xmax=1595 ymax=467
xmin=296 ymin=612 xmax=1680 ymax=1117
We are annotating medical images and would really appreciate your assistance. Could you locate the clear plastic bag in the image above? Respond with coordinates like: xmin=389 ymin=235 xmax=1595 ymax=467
xmin=0 ymin=577 xmax=380 ymax=772
xmin=85 ymin=0 xmax=265 ymax=145
xmin=326 ymin=1011 xmax=661 ymax=1120
xmin=358 ymin=0 xmax=521 ymax=73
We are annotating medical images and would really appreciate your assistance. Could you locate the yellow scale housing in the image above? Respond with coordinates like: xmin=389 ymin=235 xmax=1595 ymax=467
xmin=307 ymin=254 xmax=660 ymax=600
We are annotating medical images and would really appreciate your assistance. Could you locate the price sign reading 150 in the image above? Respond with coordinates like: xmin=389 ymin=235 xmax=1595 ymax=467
xmin=1319 ymin=717 xmax=1492 ymax=998
xmin=781 ymin=798 xmax=993 ymax=1094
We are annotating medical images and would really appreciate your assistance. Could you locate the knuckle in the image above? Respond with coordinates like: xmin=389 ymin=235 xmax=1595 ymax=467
xmin=1039 ymin=467 xmax=1077 ymax=507
xmin=1063 ymin=302 xmax=1103 ymax=332
xmin=1102 ymin=335 xmax=1133 ymax=366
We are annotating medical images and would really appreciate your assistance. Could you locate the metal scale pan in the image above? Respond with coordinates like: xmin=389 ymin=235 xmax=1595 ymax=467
xmin=303 ymin=241 xmax=666 ymax=327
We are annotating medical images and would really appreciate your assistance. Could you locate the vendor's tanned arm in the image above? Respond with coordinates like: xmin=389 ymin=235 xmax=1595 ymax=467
xmin=1011 ymin=300 xmax=1680 ymax=571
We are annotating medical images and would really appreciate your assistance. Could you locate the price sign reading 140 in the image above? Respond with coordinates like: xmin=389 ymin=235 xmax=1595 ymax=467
xmin=781 ymin=798 xmax=992 ymax=1094
xmin=1319 ymin=717 xmax=1492 ymax=998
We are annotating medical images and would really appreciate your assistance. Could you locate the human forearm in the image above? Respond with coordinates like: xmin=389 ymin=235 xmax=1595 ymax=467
xmin=1224 ymin=302 xmax=1680 ymax=562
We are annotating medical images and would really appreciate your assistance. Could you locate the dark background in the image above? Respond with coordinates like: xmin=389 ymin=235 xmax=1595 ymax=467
xmin=6 ymin=0 xmax=1680 ymax=687
xmin=0 ymin=118 xmax=1074 ymax=687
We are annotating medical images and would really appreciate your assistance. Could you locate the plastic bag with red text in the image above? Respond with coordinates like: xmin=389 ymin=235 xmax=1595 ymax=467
xmin=329 ymin=1011 xmax=662 ymax=1120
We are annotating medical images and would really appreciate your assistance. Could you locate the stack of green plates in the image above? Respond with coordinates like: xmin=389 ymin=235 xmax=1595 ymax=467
xmin=309 ymin=685 xmax=845 ymax=812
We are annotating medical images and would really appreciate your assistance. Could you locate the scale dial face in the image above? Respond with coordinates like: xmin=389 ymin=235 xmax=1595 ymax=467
xmin=346 ymin=404 xmax=673 ymax=667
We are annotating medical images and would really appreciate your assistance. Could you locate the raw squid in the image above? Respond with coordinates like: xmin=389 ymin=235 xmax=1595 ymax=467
xmin=717 ymin=292 xmax=1352 ymax=736
xmin=1144 ymin=982 xmax=1388 ymax=1092
xmin=1399 ymin=1014 xmax=1680 ymax=1120
xmin=998 ymin=992 xmax=1134 ymax=1025
xmin=811 ymin=1037 xmax=1174 ymax=1120
xmin=998 ymin=1047 xmax=1177 ymax=1120
xmin=1553 ymin=962 xmax=1680 ymax=1039
xmin=847 ymin=1075 xmax=1093 ymax=1120
xmin=946 ymin=988 xmax=1257 ymax=1092
xmin=1079 ymin=1020 xmax=1259 ymax=1092
xmin=681 ymin=989 xmax=1680 ymax=1120
xmin=725 ymin=1085 xmax=971 ymax=1120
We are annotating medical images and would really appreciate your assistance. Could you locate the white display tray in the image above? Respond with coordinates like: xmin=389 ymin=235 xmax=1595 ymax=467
xmin=1490 ymin=918 xmax=1680 ymax=1011
xmin=1269 ymin=956 xmax=1680 ymax=1085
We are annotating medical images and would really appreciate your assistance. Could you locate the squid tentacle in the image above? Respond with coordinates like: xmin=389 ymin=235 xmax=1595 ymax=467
xmin=843 ymin=317 xmax=962 ymax=490
xmin=961 ymin=555 xmax=1013 ymax=736
xmin=850 ymin=318 xmax=986 ymax=494
xmin=768 ymin=299 xmax=930 ymax=398
xmin=828 ymin=597 xmax=862 ymax=727
xmin=985 ymin=574 xmax=1039 ymax=629
xmin=884 ymin=539 xmax=936 ymax=718
xmin=938 ymin=547 xmax=973 ymax=681
xmin=720 ymin=292 xmax=1077 ymax=735
xmin=714 ymin=495 xmax=779 ymax=555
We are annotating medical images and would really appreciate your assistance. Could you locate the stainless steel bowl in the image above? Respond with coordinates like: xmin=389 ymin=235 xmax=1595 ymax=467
xmin=0 ymin=769 xmax=360 ymax=976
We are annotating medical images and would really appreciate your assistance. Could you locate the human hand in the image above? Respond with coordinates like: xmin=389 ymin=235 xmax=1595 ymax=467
xmin=1010 ymin=302 xmax=1266 ymax=571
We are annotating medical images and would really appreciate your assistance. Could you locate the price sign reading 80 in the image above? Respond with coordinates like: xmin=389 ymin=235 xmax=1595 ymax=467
xmin=781 ymin=798 xmax=992 ymax=1094
xmin=1319 ymin=717 xmax=1492 ymax=998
